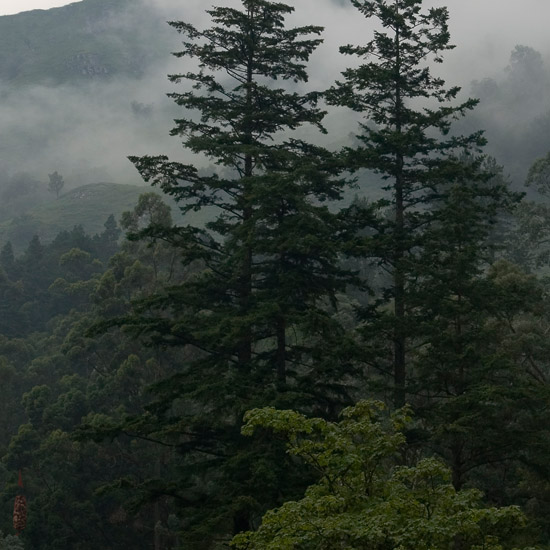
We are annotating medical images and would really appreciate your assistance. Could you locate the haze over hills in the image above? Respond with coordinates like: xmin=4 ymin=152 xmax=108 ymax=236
xmin=0 ymin=0 xmax=188 ymax=245
xmin=0 ymin=183 xmax=161 ymax=250
xmin=2 ymin=4 xmax=550 ymax=549
xmin=0 ymin=0 xmax=190 ymax=248
xmin=1 ymin=0 xmax=550 ymax=249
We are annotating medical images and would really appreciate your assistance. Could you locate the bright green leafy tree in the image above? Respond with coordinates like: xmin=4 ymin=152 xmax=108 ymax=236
xmin=232 ymin=401 xmax=530 ymax=549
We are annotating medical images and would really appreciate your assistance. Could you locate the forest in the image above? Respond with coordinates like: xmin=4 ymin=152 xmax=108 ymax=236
xmin=2 ymin=0 xmax=550 ymax=548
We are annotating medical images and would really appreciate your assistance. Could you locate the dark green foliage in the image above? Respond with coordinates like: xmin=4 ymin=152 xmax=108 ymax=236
xmin=123 ymin=0 xmax=364 ymax=543
xmin=321 ymin=3 xmax=547 ymax=532
xmin=1 ymin=2 xmax=550 ymax=549
xmin=0 ymin=242 xmax=15 ymax=274
xmin=128 ymin=0 xmax=356 ymax=400
xmin=93 ymin=214 xmax=122 ymax=263
xmin=326 ymin=0 xmax=514 ymax=409
xmin=0 ymin=220 xmax=119 ymax=337
xmin=0 ymin=202 xmax=190 ymax=548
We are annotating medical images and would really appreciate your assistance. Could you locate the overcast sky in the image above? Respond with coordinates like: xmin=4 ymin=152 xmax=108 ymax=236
xmin=0 ymin=0 xmax=81 ymax=15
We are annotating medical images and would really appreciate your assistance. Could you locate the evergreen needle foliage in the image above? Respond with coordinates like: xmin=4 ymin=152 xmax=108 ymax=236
xmin=3 ymin=2 xmax=550 ymax=549
xmin=326 ymin=0 xmax=517 ymax=408
xmin=126 ymin=0 xmax=360 ymax=542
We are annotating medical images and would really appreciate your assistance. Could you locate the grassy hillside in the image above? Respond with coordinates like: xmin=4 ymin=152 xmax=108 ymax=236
xmin=0 ymin=0 xmax=175 ymax=86
xmin=0 ymin=182 xmax=177 ymax=250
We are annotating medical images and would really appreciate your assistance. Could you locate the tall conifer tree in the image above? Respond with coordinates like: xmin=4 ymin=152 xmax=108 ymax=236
xmin=131 ymin=1 xmax=355 ymax=402
xmin=327 ymin=0 xmax=495 ymax=408
xmin=328 ymin=0 xmax=529 ymax=497
xmin=127 ymin=0 xmax=358 ymax=542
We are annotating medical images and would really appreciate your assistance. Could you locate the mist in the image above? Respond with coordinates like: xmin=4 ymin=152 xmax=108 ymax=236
xmin=0 ymin=66 xmax=184 ymax=187
xmin=1 ymin=0 xmax=550 ymax=191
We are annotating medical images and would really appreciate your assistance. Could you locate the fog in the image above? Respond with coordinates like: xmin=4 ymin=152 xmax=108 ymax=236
xmin=0 ymin=67 xmax=184 ymax=187
xmin=1 ymin=0 xmax=550 ymax=190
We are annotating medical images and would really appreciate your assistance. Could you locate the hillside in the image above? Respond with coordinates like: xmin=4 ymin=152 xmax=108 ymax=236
xmin=0 ymin=0 xmax=175 ymax=86
xmin=0 ymin=182 xmax=176 ymax=250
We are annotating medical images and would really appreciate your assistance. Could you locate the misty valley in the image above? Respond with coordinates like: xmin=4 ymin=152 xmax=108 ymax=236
xmin=2 ymin=0 xmax=550 ymax=549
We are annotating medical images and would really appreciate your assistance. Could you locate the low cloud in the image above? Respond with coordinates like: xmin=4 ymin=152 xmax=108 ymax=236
xmin=1 ymin=0 xmax=549 ymax=190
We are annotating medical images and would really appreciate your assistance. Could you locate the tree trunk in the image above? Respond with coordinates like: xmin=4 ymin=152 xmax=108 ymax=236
xmin=276 ymin=315 xmax=286 ymax=388
xmin=393 ymin=21 xmax=406 ymax=409
xmin=154 ymin=456 xmax=162 ymax=550
xmin=237 ymin=18 xmax=256 ymax=366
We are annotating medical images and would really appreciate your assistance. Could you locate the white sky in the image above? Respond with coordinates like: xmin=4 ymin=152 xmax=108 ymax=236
xmin=0 ymin=1 xmax=81 ymax=16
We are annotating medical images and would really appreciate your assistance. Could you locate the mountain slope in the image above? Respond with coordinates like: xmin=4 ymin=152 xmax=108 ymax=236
xmin=0 ymin=0 xmax=175 ymax=86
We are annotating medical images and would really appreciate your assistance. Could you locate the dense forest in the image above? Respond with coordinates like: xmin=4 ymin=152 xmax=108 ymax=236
xmin=2 ymin=0 xmax=550 ymax=549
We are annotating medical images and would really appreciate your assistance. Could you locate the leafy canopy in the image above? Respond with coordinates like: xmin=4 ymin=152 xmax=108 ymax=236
xmin=233 ymin=401 xmax=529 ymax=550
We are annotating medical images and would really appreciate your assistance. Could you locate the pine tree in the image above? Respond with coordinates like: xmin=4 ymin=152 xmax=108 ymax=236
xmin=47 ymin=171 xmax=64 ymax=199
xmin=327 ymin=0 xmax=493 ymax=408
xmin=128 ymin=0 xmax=358 ymax=408
xmin=125 ymin=0 xmax=358 ymax=542
xmin=0 ymin=242 xmax=15 ymax=276
xmin=326 ymin=0 xmax=533 ymax=498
